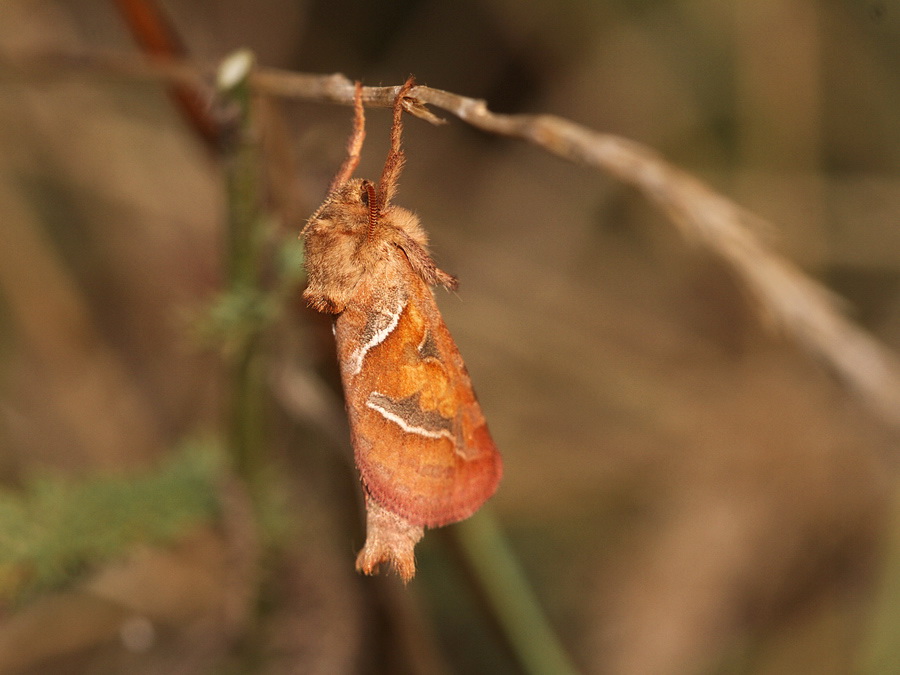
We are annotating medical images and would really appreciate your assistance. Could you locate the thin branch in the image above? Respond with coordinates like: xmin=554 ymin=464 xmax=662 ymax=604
xmin=258 ymin=73 xmax=900 ymax=432
xmin=4 ymin=51 xmax=900 ymax=429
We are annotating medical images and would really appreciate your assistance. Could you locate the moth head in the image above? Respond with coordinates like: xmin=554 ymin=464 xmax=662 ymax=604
xmin=306 ymin=177 xmax=422 ymax=247
xmin=298 ymin=179 xmax=368 ymax=313
xmin=302 ymin=173 xmax=457 ymax=314
xmin=302 ymin=178 xmax=369 ymax=234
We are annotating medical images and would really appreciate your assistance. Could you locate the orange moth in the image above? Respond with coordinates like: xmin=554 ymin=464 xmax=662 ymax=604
xmin=301 ymin=78 xmax=502 ymax=581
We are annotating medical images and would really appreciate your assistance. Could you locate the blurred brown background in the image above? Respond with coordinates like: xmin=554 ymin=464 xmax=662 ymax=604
xmin=3 ymin=0 xmax=900 ymax=673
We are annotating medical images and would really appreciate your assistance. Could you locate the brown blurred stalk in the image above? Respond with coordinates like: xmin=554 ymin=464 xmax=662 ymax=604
xmin=111 ymin=0 xmax=222 ymax=149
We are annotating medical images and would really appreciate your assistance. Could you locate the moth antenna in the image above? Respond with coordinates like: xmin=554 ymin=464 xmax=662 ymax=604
xmin=363 ymin=180 xmax=379 ymax=240
xmin=328 ymin=81 xmax=366 ymax=193
xmin=376 ymin=76 xmax=416 ymax=214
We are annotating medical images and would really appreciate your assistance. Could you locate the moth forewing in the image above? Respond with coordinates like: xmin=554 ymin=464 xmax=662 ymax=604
xmin=334 ymin=257 xmax=501 ymax=529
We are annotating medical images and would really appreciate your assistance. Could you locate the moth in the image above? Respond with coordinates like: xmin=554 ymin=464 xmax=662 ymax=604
xmin=301 ymin=78 xmax=502 ymax=581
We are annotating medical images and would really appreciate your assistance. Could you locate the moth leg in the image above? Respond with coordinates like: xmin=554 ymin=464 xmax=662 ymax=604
xmin=394 ymin=231 xmax=459 ymax=291
xmin=376 ymin=76 xmax=416 ymax=212
xmin=328 ymin=81 xmax=366 ymax=193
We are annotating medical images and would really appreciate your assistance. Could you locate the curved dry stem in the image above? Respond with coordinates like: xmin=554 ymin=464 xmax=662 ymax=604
xmin=263 ymin=74 xmax=900 ymax=431
xmin=4 ymin=52 xmax=900 ymax=429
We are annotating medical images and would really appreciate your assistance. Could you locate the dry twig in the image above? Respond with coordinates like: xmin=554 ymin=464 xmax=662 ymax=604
xmin=3 ymin=51 xmax=900 ymax=429
xmin=261 ymin=74 xmax=900 ymax=431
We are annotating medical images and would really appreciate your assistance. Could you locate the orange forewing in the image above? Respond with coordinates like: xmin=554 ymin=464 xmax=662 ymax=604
xmin=334 ymin=257 xmax=501 ymax=528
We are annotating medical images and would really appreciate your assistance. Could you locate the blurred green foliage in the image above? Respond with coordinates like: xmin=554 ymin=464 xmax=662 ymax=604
xmin=0 ymin=441 xmax=223 ymax=606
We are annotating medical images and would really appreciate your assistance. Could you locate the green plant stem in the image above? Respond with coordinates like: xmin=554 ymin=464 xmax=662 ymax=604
xmin=858 ymin=486 xmax=900 ymax=674
xmin=229 ymin=345 xmax=263 ymax=481
xmin=217 ymin=49 xmax=265 ymax=484
xmin=449 ymin=508 xmax=581 ymax=675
